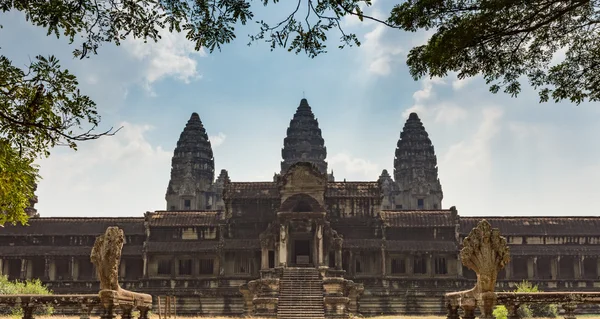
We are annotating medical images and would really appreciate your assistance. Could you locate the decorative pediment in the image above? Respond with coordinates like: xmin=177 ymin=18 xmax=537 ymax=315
xmin=278 ymin=162 xmax=327 ymax=205
xmin=279 ymin=193 xmax=325 ymax=213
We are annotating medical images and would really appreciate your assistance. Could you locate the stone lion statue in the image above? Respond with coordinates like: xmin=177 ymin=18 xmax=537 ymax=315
xmin=90 ymin=226 xmax=124 ymax=291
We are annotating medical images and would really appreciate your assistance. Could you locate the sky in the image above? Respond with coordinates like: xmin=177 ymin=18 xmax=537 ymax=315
xmin=1 ymin=1 xmax=600 ymax=218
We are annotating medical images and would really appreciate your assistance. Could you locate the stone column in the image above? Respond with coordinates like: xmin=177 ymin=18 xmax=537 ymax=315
xmin=142 ymin=253 xmax=148 ymax=278
xmin=575 ymin=256 xmax=583 ymax=279
xmin=551 ymin=257 xmax=558 ymax=280
xmin=407 ymin=255 xmax=414 ymax=275
xmin=0 ymin=258 xmax=3 ymax=276
xmin=527 ymin=257 xmax=535 ymax=279
xmin=427 ymin=254 xmax=433 ymax=277
xmin=49 ymin=259 xmax=56 ymax=281
xmin=381 ymin=247 xmax=386 ymax=276
xmin=20 ymin=259 xmax=27 ymax=280
xmin=214 ymin=255 xmax=222 ymax=276
xmin=349 ymin=251 xmax=354 ymax=275
xmin=72 ymin=258 xmax=79 ymax=281
xmin=316 ymin=223 xmax=324 ymax=266
xmin=275 ymin=243 xmax=280 ymax=267
xmin=457 ymin=257 xmax=463 ymax=277
xmin=261 ymin=247 xmax=269 ymax=270
xmin=70 ymin=257 xmax=77 ymax=280
xmin=596 ymin=258 xmax=600 ymax=279
xmin=44 ymin=258 xmax=50 ymax=280
xmin=278 ymin=223 xmax=288 ymax=267
xmin=334 ymin=239 xmax=342 ymax=270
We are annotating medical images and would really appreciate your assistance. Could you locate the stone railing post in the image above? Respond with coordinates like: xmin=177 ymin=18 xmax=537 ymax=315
xmin=119 ymin=305 xmax=133 ymax=319
xmin=446 ymin=302 xmax=459 ymax=319
xmin=562 ymin=303 xmax=577 ymax=319
xmin=139 ymin=307 xmax=150 ymax=319
xmin=79 ymin=302 xmax=95 ymax=319
xmin=100 ymin=302 xmax=116 ymax=319
xmin=21 ymin=304 xmax=34 ymax=319
xmin=506 ymin=302 xmax=520 ymax=319
xmin=461 ymin=304 xmax=476 ymax=319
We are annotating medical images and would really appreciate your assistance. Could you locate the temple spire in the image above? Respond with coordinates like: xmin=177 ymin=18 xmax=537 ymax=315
xmin=392 ymin=112 xmax=443 ymax=210
xmin=281 ymin=98 xmax=328 ymax=175
xmin=165 ymin=112 xmax=215 ymax=211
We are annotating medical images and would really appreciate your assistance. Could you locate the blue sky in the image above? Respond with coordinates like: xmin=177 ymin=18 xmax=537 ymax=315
xmin=2 ymin=1 xmax=599 ymax=217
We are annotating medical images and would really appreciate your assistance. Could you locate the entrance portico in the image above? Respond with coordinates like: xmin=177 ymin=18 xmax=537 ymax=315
xmin=242 ymin=162 xmax=364 ymax=319
xmin=276 ymin=210 xmax=326 ymax=268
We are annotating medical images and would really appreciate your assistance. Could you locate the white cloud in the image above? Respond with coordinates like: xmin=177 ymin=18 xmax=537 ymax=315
xmin=123 ymin=29 xmax=206 ymax=93
xmin=441 ymin=107 xmax=504 ymax=176
xmin=403 ymin=78 xmax=468 ymax=126
xmin=362 ymin=25 xmax=403 ymax=76
xmin=452 ymin=76 xmax=475 ymax=90
xmin=210 ymin=133 xmax=227 ymax=147
xmin=35 ymin=123 xmax=172 ymax=216
xmin=329 ymin=152 xmax=380 ymax=180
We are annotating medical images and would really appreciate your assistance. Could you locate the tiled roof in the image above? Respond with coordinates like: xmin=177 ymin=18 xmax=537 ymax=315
xmin=225 ymin=182 xmax=279 ymax=199
xmin=508 ymin=245 xmax=600 ymax=256
xmin=0 ymin=218 xmax=145 ymax=236
xmin=145 ymin=241 xmax=219 ymax=253
xmin=385 ymin=240 xmax=457 ymax=252
xmin=224 ymin=239 xmax=260 ymax=250
xmin=326 ymin=182 xmax=381 ymax=198
xmin=148 ymin=211 xmax=222 ymax=226
xmin=380 ymin=210 xmax=456 ymax=227
xmin=0 ymin=245 xmax=142 ymax=257
xmin=459 ymin=217 xmax=600 ymax=236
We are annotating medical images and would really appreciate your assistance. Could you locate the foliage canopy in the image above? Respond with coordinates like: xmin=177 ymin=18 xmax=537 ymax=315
xmin=387 ymin=0 xmax=600 ymax=104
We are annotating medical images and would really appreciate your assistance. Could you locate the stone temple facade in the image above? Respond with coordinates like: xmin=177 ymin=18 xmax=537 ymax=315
xmin=2 ymin=99 xmax=600 ymax=317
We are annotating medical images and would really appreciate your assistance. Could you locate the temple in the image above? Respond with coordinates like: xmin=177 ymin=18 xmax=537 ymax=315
xmin=1 ymin=98 xmax=600 ymax=317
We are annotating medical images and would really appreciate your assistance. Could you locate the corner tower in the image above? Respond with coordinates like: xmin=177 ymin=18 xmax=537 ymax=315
xmin=166 ymin=112 xmax=215 ymax=211
xmin=393 ymin=113 xmax=443 ymax=210
xmin=281 ymin=98 xmax=329 ymax=176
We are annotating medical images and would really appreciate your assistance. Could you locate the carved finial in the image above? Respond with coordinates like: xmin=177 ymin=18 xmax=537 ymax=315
xmin=460 ymin=219 xmax=510 ymax=294
xmin=90 ymin=227 xmax=124 ymax=291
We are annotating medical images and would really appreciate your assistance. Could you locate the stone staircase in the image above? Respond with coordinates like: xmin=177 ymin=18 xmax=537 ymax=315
xmin=277 ymin=267 xmax=325 ymax=319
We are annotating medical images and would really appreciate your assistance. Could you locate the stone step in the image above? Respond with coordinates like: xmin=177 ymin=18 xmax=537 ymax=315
xmin=278 ymin=310 xmax=324 ymax=312
xmin=278 ymin=268 xmax=324 ymax=319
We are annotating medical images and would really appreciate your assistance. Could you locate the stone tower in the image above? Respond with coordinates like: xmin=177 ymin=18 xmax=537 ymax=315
xmin=166 ymin=112 xmax=215 ymax=211
xmin=281 ymin=98 xmax=330 ymax=176
xmin=392 ymin=113 xmax=443 ymax=210
xmin=25 ymin=183 xmax=39 ymax=218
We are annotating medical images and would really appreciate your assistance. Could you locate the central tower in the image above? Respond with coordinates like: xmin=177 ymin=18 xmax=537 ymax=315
xmin=393 ymin=113 xmax=443 ymax=209
xmin=281 ymin=98 xmax=329 ymax=175
xmin=165 ymin=112 xmax=215 ymax=210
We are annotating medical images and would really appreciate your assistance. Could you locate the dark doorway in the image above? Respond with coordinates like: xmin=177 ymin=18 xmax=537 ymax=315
xmin=268 ymin=250 xmax=275 ymax=268
xmin=294 ymin=240 xmax=311 ymax=266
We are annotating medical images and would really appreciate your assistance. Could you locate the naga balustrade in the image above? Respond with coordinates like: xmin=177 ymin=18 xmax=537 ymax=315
xmin=0 ymin=227 xmax=153 ymax=319
xmin=445 ymin=220 xmax=600 ymax=319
